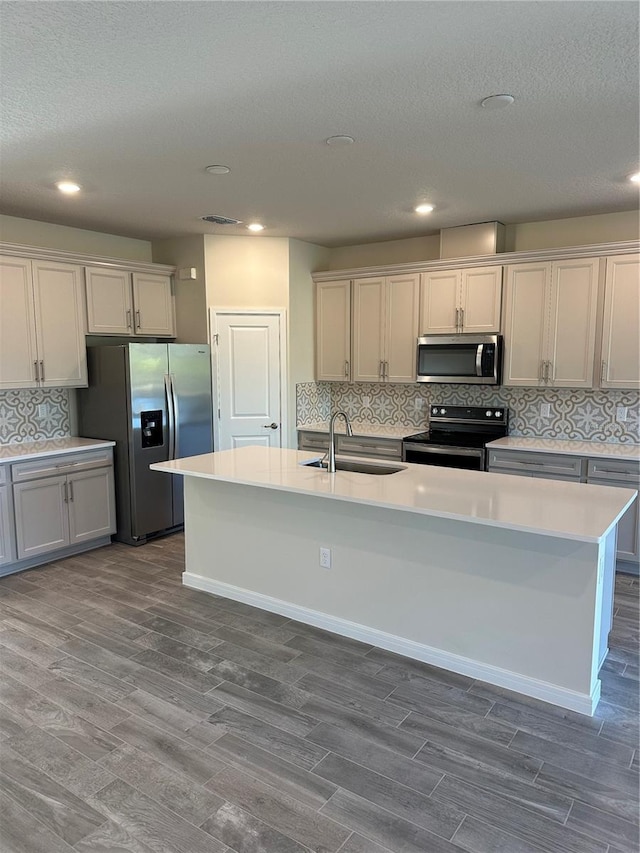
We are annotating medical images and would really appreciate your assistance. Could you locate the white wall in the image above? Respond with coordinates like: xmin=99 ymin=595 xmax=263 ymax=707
xmin=288 ymin=239 xmax=331 ymax=446
xmin=152 ymin=235 xmax=207 ymax=343
xmin=322 ymin=210 xmax=638 ymax=270
xmin=0 ymin=214 xmax=152 ymax=261
xmin=204 ymin=235 xmax=290 ymax=309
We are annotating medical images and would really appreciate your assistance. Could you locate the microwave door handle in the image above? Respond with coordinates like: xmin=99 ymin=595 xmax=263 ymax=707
xmin=475 ymin=344 xmax=483 ymax=377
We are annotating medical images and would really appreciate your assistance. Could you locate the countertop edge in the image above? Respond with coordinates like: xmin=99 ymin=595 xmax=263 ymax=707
xmin=0 ymin=438 xmax=116 ymax=463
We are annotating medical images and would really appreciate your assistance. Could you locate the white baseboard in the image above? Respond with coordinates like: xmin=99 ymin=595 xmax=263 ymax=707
xmin=183 ymin=571 xmax=601 ymax=716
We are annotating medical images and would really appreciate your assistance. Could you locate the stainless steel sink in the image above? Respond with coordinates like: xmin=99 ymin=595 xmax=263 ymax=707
xmin=300 ymin=458 xmax=406 ymax=475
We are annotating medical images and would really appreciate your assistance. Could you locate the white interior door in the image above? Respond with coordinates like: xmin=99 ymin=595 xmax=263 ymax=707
xmin=214 ymin=312 xmax=285 ymax=450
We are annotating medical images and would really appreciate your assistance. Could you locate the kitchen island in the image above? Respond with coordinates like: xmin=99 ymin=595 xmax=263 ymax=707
xmin=151 ymin=446 xmax=636 ymax=715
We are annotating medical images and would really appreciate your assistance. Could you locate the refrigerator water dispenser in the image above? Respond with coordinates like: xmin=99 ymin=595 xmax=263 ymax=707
xmin=141 ymin=410 xmax=163 ymax=448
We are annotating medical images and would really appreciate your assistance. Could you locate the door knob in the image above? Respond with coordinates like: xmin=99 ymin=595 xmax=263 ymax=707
xmin=263 ymin=422 xmax=279 ymax=429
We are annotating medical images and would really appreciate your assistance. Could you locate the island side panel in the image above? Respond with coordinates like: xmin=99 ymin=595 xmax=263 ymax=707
xmin=183 ymin=477 xmax=604 ymax=713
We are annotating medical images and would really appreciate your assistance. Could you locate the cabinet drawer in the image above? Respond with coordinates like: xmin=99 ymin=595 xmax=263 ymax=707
xmin=337 ymin=435 xmax=402 ymax=459
xmin=587 ymin=458 xmax=640 ymax=484
xmin=298 ymin=432 xmax=329 ymax=452
xmin=11 ymin=449 xmax=113 ymax=483
xmin=487 ymin=450 xmax=584 ymax=480
xmin=0 ymin=465 xmax=7 ymax=486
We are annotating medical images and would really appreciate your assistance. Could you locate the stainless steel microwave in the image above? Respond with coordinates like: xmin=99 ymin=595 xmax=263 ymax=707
xmin=416 ymin=334 xmax=502 ymax=384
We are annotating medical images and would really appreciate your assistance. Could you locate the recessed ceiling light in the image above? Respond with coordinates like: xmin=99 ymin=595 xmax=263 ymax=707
xmin=56 ymin=181 xmax=81 ymax=194
xmin=247 ymin=223 xmax=264 ymax=232
xmin=480 ymin=94 xmax=515 ymax=110
xmin=205 ymin=165 xmax=231 ymax=175
xmin=325 ymin=135 xmax=354 ymax=146
xmin=415 ymin=204 xmax=435 ymax=214
xmin=630 ymin=173 xmax=640 ymax=183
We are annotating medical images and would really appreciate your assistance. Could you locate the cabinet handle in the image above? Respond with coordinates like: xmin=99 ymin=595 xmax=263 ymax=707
xmin=34 ymin=361 xmax=39 ymax=383
xmin=548 ymin=361 xmax=554 ymax=383
xmin=460 ymin=308 xmax=464 ymax=330
xmin=68 ymin=480 xmax=74 ymax=502
xmin=379 ymin=360 xmax=384 ymax=379
xmin=384 ymin=361 xmax=389 ymax=379
xmin=63 ymin=482 xmax=68 ymax=503
xmin=40 ymin=360 xmax=45 ymax=381
xmin=344 ymin=360 xmax=349 ymax=378
xmin=126 ymin=309 xmax=132 ymax=329
xmin=539 ymin=360 xmax=545 ymax=383
xmin=601 ymin=360 xmax=607 ymax=383
xmin=135 ymin=310 xmax=141 ymax=329
xmin=455 ymin=307 xmax=460 ymax=331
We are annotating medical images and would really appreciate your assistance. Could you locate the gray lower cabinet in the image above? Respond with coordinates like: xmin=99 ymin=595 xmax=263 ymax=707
xmin=488 ymin=448 xmax=639 ymax=567
xmin=8 ymin=448 xmax=116 ymax=568
xmin=587 ymin=458 xmax=639 ymax=563
xmin=0 ymin=466 xmax=16 ymax=566
xmin=298 ymin=430 xmax=402 ymax=460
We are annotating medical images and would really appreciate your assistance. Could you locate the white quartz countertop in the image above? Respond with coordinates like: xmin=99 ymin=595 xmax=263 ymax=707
xmin=298 ymin=422 xmax=414 ymax=439
xmin=488 ymin=436 xmax=640 ymax=462
xmin=151 ymin=446 xmax=636 ymax=544
xmin=0 ymin=437 xmax=115 ymax=463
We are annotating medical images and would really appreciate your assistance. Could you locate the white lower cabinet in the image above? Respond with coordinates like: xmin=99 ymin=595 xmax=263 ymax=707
xmin=9 ymin=449 xmax=116 ymax=566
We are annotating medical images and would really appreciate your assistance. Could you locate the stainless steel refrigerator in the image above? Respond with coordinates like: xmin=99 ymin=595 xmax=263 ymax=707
xmin=77 ymin=343 xmax=213 ymax=545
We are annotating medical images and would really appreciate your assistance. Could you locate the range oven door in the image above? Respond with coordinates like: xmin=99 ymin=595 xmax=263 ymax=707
xmin=403 ymin=442 xmax=486 ymax=471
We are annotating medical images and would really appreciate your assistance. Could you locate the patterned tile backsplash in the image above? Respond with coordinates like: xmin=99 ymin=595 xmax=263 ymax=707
xmin=0 ymin=389 xmax=71 ymax=444
xmin=297 ymin=382 xmax=640 ymax=444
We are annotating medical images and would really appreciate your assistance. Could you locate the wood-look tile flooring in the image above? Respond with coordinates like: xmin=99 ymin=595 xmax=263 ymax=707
xmin=0 ymin=534 xmax=638 ymax=853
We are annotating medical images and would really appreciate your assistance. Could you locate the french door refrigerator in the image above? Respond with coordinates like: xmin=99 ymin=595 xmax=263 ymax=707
xmin=77 ymin=343 xmax=213 ymax=545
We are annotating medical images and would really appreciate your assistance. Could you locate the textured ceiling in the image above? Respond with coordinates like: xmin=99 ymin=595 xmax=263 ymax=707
xmin=1 ymin=1 xmax=638 ymax=247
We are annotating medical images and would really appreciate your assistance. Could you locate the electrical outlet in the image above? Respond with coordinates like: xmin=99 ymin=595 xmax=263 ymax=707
xmin=37 ymin=403 xmax=48 ymax=418
xmin=616 ymin=406 xmax=628 ymax=422
xmin=414 ymin=398 xmax=425 ymax=410
xmin=540 ymin=403 xmax=551 ymax=418
xmin=362 ymin=396 xmax=371 ymax=407
xmin=319 ymin=547 xmax=332 ymax=569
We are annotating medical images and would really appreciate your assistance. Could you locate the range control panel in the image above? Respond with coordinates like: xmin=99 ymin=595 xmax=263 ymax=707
xmin=430 ymin=405 xmax=508 ymax=426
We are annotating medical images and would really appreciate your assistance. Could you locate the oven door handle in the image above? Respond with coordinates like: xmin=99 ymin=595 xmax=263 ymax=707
xmin=475 ymin=344 xmax=483 ymax=377
xmin=403 ymin=442 xmax=483 ymax=457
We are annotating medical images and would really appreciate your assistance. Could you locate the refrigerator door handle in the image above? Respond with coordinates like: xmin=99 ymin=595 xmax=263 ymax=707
xmin=169 ymin=373 xmax=180 ymax=460
xmin=164 ymin=373 xmax=176 ymax=460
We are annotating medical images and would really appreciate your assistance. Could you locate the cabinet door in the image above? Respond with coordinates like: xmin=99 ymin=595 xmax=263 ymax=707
xmin=419 ymin=270 xmax=459 ymax=333
xmin=385 ymin=274 xmax=419 ymax=383
xmin=13 ymin=476 xmax=69 ymax=559
xmin=547 ymin=259 xmax=599 ymax=388
xmin=460 ymin=266 xmax=502 ymax=333
xmin=85 ymin=267 xmax=133 ymax=334
xmin=315 ymin=280 xmax=351 ymax=381
xmin=352 ymin=278 xmax=386 ymax=382
xmin=503 ymin=263 xmax=549 ymax=386
xmin=32 ymin=261 xmax=87 ymax=388
xmin=67 ymin=467 xmax=116 ymax=544
xmin=0 ymin=257 xmax=38 ymax=389
xmin=600 ymin=254 xmax=640 ymax=390
xmin=0 ymin=483 xmax=16 ymax=566
xmin=132 ymin=273 xmax=175 ymax=336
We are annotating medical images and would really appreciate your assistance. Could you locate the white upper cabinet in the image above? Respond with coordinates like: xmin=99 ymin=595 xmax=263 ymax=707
xmin=315 ymin=280 xmax=351 ymax=381
xmin=420 ymin=266 xmax=502 ymax=334
xmin=132 ymin=273 xmax=175 ymax=336
xmin=86 ymin=268 xmax=175 ymax=337
xmin=0 ymin=257 xmax=87 ymax=390
xmin=85 ymin=267 xmax=133 ymax=334
xmin=600 ymin=254 xmax=640 ymax=389
xmin=503 ymin=259 xmax=599 ymax=388
xmin=353 ymin=274 xmax=419 ymax=383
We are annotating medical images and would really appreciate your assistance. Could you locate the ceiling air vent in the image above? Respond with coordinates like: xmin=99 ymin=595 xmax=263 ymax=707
xmin=201 ymin=214 xmax=242 ymax=225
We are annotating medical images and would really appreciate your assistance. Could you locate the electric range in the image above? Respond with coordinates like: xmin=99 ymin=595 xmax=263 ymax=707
xmin=403 ymin=405 xmax=509 ymax=471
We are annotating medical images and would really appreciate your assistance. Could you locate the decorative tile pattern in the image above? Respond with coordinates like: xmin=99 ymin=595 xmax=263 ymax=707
xmin=297 ymin=383 xmax=640 ymax=444
xmin=295 ymin=382 xmax=331 ymax=425
xmin=0 ymin=389 xmax=71 ymax=444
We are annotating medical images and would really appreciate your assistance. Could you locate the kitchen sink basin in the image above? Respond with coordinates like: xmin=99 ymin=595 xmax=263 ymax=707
xmin=300 ymin=458 xmax=406 ymax=475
